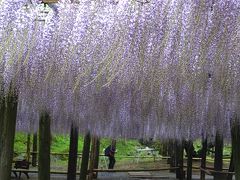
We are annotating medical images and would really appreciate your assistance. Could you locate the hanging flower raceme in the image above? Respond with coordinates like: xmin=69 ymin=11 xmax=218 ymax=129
xmin=1 ymin=0 xmax=240 ymax=140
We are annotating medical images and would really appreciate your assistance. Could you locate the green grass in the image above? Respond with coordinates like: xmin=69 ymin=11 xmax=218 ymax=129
xmin=14 ymin=133 xmax=233 ymax=169
xmin=13 ymin=132 xmax=143 ymax=168
xmin=193 ymin=139 xmax=232 ymax=156
xmin=14 ymin=132 xmax=142 ymax=159
xmin=14 ymin=133 xmax=233 ymax=156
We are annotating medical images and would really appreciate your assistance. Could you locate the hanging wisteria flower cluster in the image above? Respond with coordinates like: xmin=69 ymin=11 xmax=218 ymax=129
xmin=0 ymin=0 xmax=239 ymax=140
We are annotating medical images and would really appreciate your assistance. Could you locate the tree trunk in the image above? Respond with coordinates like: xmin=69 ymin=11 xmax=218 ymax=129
xmin=167 ymin=140 xmax=172 ymax=164
xmin=0 ymin=91 xmax=18 ymax=180
xmin=0 ymin=96 xmax=5 ymax=163
xmin=89 ymin=136 xmax=97 ymax=180
xmin=38 ymin=112 xmax=51 ymax=180
xmin=67 ymin=124 xmax=79 ymax=180
xmin=214 ymin=132 xmax=223 ymax=180
xmin=176 ymin=140 xmax=184 ymax=180
xmin=26 ymin=133 xmax=31 ymax=162
xmin=94 ymin=138 xmax=100 ymax=179
xmin=32 ymin=133 xmax=38 ymax=167
xmin=187 ymin=140 xmax=193 ymax=180
xmin=168 ymin=140 xmax=176 ymax=172
xmin=200 ymin=137 xmax=207 ymax=180
xmin=231 ymin=123 xmax=240 ymax=180
xmin=79 ymin=132 xmax=91 ymax=180
xmin=162 ymin=141 xmax=168 ymax=156
xmin=227 ymin=152 xmax=234 ymax=180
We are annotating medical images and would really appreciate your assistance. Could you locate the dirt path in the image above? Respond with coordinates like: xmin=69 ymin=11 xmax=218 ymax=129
xmin=11 ymin=172 xmax=216 ymax=180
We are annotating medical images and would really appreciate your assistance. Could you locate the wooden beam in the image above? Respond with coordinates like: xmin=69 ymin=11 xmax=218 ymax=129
xmin=92 ymin=167 xmax=179 ymax=172
xmin=12 ymin=169 xmax=80 ymax=175
xmin=200 ymin=167 xmax=235 ymax=175
xmin=200 ymin=167 xmax=212 ymax=175
xmin=11 ymin=167 xmax=179 ymax=174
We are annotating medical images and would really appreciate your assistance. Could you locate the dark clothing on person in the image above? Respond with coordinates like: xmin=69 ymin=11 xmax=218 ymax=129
xmin=105 ymin=145 xmax=116 ymax=156
xmin=108 ymin=156 xmax=116 ymax=169
xmin=105 ymin=145 xmax=116 ymax=169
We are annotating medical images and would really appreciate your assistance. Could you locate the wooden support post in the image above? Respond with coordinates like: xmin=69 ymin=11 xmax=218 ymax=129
xmin=168 ymin=140 xmax=176 ymax=172
xmin=67 ymin=124 xmax=79 ymax=180
xmin=214 ymin=132 xmax=223 ymax=180
xmin=231 ymin=122 xmax=240 ymax=180
xmin=167 ymin=140 xmax=171 ymax=164
xmin=0 ymin=91 xmax=18 ymax=180
xmin=94 ymin=138 xmax=100 ymax=179
xmin=89 ymin=137 xmax=97 ymax=180
xmin=176 ymin=140 xmax=184 ymax=180
xmin=0 ymin=96 xmax=5 ymax=164
xmin=186 ymin=140 xmax=193 ymax=180
xmin=162 ymin=141 xmax=168 ymax=156
xmin=38 ymin=112 xmax=51 ymax=180
xmin=26 ymin=133 xmax=31 ymax=162
xmin=227 ymin=152 xmax=234 ymax=180
xmin=200 ymin=137 xmax=207 ymax=180
xmin=175 ymin=141 xmax=179 ymax=178
xmin=79 ymin=132 xmax=91 ymax=180
xmin=32 ymin=133 xmax=38 ymax=167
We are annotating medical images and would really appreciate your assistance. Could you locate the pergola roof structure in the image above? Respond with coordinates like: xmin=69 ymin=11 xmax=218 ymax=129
xmin=0 ymin=0 xmax=239 ymax=140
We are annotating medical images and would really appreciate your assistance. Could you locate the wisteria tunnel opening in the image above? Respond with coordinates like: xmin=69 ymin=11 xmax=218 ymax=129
xmin=0 ymin=0 xmax=240 ymax=180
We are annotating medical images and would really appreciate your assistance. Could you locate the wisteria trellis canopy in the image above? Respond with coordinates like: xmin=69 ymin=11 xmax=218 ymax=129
xmin=0 ymin=0 xmax=239 ymax=140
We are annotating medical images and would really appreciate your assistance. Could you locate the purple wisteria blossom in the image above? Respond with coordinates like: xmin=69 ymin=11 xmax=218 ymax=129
xmin=0 ymin=0 xmax=239 ymax=140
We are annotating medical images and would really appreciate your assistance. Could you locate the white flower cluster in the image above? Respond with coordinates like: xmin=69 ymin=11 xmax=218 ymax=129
xmin=0 ymin=0 xmax=239 ymax=140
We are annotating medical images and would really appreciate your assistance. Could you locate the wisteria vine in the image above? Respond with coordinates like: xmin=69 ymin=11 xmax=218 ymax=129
xmin=0 ymin=0 xmax=240 ymax=140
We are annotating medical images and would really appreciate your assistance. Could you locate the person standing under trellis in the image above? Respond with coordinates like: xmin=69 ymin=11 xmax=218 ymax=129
xmin=104 ymin=140 xmax=116 ymax=169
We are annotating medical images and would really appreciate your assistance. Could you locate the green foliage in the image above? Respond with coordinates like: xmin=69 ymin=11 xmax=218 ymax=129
xmin=14 ymin=133 xmax=142 ymax=158
xmin=14 ymin=133 xmax=233 ymax=163
xmin=14 ymin=132 xmax=28 ymax=158
xmin=51 ymin=135 xmax=70 ymax=153
xmin=223 ymin=144 xmax=231 ymax=156
xmin=151 ymin=141 xmax=163 ymax=154
xmin=100 ymin=138 xmax=141 ymax=156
